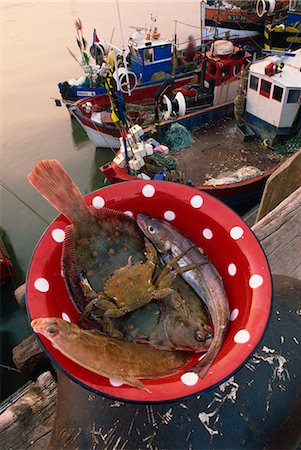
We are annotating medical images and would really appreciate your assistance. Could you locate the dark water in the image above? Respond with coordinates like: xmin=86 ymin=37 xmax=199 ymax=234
xmin=1 ymin=1 xmax=199 ymax=401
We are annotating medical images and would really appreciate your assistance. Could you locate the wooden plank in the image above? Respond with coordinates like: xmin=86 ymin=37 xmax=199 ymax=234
xmin=0 ymin=372 xmax=57 ymax=449
xmin=252 ymin=186 xmax=301 ymax=280
xmin=12 ymin=334 xmax=53 ymax=380
xmin=256 ymin=149 xmax=301 ymax=222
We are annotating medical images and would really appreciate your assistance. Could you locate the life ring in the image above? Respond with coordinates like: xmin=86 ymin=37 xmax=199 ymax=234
xmin=256 ymin=0 xmax=276 ymax=17
xmin=113 ymin=67 xmax=137 ymax=94
xmin=161 ymin=95 xmax=172 ymax=120
xmin=174 ymin=92 xmax=186 ymax=117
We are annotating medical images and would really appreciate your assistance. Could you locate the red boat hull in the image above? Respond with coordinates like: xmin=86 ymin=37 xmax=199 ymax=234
xmin=100 ymin=162 xmax=276 ymax=215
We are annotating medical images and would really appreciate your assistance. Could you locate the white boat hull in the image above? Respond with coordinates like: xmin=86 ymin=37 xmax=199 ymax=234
xmin=71 ymin=111 xmax=120 ymax=149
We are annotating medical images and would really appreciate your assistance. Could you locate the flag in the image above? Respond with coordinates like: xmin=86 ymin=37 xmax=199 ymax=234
xmin=76 ymin=37 xmax=82 ymax=51
xmin=83 ymin=51 xmax=90 ymax=65
xmin=93 ymin=28 xmax=99 ymax=44
xmin=75 ymin=18 xmax=82 ymax=31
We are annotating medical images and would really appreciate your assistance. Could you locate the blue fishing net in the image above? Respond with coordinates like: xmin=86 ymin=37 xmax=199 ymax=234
xmin=161 ymin=123 xmax=193 ymax=152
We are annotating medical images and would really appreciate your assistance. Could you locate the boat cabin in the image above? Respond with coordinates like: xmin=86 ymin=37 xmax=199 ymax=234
xmin=245 ymin=48 xmax=301 ymax=143
xmin=127 ymin=30 xmax=173 ymax=84
xmin=202 ymin=41 xmax=248 ymax=105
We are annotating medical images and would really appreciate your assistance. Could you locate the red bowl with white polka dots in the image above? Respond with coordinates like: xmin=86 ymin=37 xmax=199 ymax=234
xmin=27 ymin=181 xmax=272 ymax=402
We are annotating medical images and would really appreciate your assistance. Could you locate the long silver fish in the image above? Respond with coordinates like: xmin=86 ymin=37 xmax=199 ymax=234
xmin=136 ymin=214 xmax=230 ymax=378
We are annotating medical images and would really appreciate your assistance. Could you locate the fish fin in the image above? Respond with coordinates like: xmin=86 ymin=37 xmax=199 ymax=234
xmin=191 ymin=341 xmax=221 ymax=379
xmin=121 ymin=377 xmax=152 ymax=393
xmin=62 ymin=225 xmax=87 ymax=312
xmin=192 ymin=359 xmax=212 ymax=379
xmin=28 ymin=160 xmax=89 ymax=223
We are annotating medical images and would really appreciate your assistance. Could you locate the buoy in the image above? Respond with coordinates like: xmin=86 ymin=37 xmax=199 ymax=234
xmin=211 ymin=40 xmax=234 ymax=57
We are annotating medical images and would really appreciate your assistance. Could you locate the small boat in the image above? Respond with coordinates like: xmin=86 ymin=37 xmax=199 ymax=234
xmin=0 ymin=237 xmax=15 ymax=283
xmin=263 ymin=0 xmax=301 ymax=51
xmin=58 ymin=18 xmax=203 ymax=103
xmin=203 ymin=0 xmax=289 ymax=44
xmin=69 ymin=40 xmax=251 ymax=148
xmin=243 ymin=47 xmax=301 ymax=144
xmin=100 ymin=115 xmax=280 ymax=215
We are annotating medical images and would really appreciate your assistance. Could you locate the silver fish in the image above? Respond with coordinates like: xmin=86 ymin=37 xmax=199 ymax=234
xmin=136 ymin=214 xmax=230 ymax=378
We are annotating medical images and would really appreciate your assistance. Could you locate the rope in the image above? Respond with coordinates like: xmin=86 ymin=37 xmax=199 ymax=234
xmin=173 ymin=20 xmax=202 ymax=30
xmin=0 ymin=180 xmax=50 ymax=225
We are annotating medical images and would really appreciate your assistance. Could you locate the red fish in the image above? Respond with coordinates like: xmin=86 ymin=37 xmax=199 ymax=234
xmin=31 ymin=317 xmax=189 ymax=391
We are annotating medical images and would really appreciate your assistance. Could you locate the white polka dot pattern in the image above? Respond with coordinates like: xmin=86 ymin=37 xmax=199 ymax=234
xmin=34 ymin=278 xmax=49 ymax=292
xmin=124 ymin=211 xmax=133 ymax=217
xmin=51 ymin=228 xmax=65 ymax=243
xmin=190 ymin=195 xmax=203 ymax=208
xmin=181 ymin=372 xmax=199 ymax=386
xmin=62 ymin=313 xmax=71 ymax=323
xmin=203 ymin=228 xmax=213 ymax=240
xmin=164 ymin=211 xmax=176 ymax=221
xmin=228 ymin=263 xmax=237 ymax=276
xmin=230 ymin=226 xmax=244 ymax=240
xmin=109 ymin=378 xmax=124 ymax=387
xmin=249 ymin=274 xmax=263 ymax=288
xmin=230 ymin=309 xmax=239 ymax=321
xmin=92 ymin=196 xmax=105 ymax=208
xmin=142 ymin=184 xmax=155 ymax=197
xmin=234 ymin=329 xmax=250 ymax=344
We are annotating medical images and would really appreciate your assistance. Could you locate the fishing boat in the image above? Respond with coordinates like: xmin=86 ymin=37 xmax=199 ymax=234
xmin=69 ymin=40 xmax=251 ymax=149
xmin=263 ymin=0 xmax=301 ymax=51
xmin=100 ymin=48 xmax=300 ymax=213
xmin=99 ymin=113 xmax=280 ymax=215
xmin=203 ymin=0 xmax=289 ymax=44
xmin=58 ymin=18 xmax=202 ymax=103
xmin=242 ymin=47 xmax=301 ymax=144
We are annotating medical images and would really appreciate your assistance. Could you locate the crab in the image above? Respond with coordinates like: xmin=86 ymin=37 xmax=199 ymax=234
xmin=78 ymin=240 xmax=196 ymax=335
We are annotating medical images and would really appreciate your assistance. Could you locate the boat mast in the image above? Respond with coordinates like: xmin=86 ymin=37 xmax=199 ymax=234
xmin=115 ymin=0 xmax=132 ymax=96
xmin=200 ymin=0 xmax=204 ymax=45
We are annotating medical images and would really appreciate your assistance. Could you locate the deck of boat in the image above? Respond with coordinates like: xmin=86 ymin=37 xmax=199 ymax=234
xmin=173 ymin=117 xmax=283 ymax=185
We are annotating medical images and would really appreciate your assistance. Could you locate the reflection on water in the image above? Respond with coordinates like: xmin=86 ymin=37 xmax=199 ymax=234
xmin=0 ymin=227 xmax=29 ymax=401
xmin=90 ymin=148 xmax=115 ymax=192
xmin=70 ymin=115 xmax=90 ymax=149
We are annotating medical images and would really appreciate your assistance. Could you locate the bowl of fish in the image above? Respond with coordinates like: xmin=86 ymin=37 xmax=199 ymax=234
xmin=27 ymin=160 xmax=272 ymax=402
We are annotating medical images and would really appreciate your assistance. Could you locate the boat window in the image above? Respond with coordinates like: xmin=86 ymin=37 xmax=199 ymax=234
xmin=210 ymin=63 xmax=216 ymax=76
xmin=249 ymin=75 xmax=259 ymax=91
xmin=131 ymin=47 xmax=141 ymax=60
xmin=272 ymin=85 xmax=284 ymax=102
xmin=221 ymin=65 xmax=230 ymax=78
xmin=234 ymin=63 xmax=241 ymax=75
xmin=144 ymin=48 xmax=154 ymax=64
xmin=260 ymin=79 xmax=272 ymax=98
xmin=287 ymin=89 xmax=300 ymax=103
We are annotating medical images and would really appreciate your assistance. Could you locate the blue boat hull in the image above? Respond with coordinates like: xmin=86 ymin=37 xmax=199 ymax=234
xmin=245 ymin=110 xmax=301 ymax=145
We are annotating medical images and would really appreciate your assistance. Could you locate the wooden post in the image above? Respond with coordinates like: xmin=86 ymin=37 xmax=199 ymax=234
xmin=256 ymin=149 xmax=301 ymax=222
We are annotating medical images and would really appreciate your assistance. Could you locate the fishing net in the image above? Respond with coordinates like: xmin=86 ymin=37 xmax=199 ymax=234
xmin=273 ymin=129 xmax=301 ymax=156
xmin=161 ymin=123 xmax=194 ymax=152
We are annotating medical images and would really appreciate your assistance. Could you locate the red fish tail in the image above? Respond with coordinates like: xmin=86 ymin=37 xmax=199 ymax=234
xmin=28 ymin=160 xmax=89 ymax=224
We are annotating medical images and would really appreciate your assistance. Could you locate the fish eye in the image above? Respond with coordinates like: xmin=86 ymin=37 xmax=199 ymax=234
xmin=148 ymin=225 xmax=155 ymax=234
xmin=46 ymin=326 xmax=58 ymax=334
xmin=195 ymin=331 xmax=206 ymax=342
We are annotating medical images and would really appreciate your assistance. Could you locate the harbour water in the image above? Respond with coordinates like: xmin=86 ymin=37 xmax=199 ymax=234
xmin=1 ymin=1 xmax=200 ymax=400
